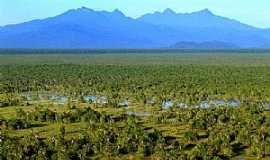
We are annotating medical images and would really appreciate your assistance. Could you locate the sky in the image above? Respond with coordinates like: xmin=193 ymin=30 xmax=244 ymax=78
xmin=0 ymin=0 xmax=269 ymax=28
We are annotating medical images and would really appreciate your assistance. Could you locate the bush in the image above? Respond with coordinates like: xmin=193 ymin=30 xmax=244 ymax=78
xmin=7 ymin=118 xmax=31 ymax=130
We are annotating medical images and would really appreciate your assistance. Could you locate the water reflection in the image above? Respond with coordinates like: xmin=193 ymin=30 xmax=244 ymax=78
xmin=162 ymin=100 xmax=174 ymax=109
xmin=83 ymin=95 xmax=97 ymax=103
xmin=119 ymin=99 xmax=129 ymax=107
xmin=176 ymin=103 xmax=188 ymax=108
xmin=227 ymin=99 xmax=241 ymax=107
xmin=199 ymin=101 xmax=210 ymax=109
xmin=212 ymin=99 xmax=226 ymax=107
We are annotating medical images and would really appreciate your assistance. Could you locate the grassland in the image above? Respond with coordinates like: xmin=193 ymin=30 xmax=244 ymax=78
xmin=2 ymin=52 xmax=270 ymax=66
xmin=0 ymin=50 xmax=270 ymax=159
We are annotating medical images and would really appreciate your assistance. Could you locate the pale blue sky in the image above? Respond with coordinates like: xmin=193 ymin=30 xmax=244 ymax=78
xmin=0 ymin=0 xmax=269 ymax=28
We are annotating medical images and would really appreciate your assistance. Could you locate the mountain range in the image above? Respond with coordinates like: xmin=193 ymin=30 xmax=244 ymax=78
xmin=0 ymin=7 xmax=270 ymax=49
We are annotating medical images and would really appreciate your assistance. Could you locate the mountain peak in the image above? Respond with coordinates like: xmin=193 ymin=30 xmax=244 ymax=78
xmin=113 ymin=9 xmax=125 ymax=16
xmin=163 ymin=8 xmax=176 ymax=15
xmin=0 ymin=7 xmax=267 ymax=49
xmin=60 ymin=7 xmax=94 ymax=17
xmin=194 ymin=8 xmax=214 ymax=15
xmin=78 ymin=6 xmax=93 ymax=12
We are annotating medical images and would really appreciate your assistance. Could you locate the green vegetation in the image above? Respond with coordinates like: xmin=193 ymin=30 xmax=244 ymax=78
xmin=0 ymin=50 xmax=270 ymax=159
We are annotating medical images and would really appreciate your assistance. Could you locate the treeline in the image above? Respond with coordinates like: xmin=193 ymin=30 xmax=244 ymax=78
xmin=2 ymin=49 xmax=270 ymax=55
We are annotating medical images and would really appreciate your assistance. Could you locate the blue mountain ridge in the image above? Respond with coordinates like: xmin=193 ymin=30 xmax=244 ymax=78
xmin=0 ymin=7 xmax=269 ymax=48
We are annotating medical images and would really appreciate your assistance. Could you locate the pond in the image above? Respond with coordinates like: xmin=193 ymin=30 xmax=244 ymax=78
xmin=227 ymin=99 xmax=241 ymax=107
xmin=119 ymin=99 xmax=129 ymax=107
xmin=54 ymin=96 xmax=69 ymax=105
xmin=212 ymin=99 xmax=226 ymax=107
xmin=21 ymin=92 xmax=69 ymax=105
xmin=176 ymin=102 xmax=188 ymax=108
xmin=162 ymin=100 xmax=174 ymax=109
xmin=83 ymin=95 xmax=97 ymax=103
xmin=20 ymin=92 xmax=242 ymax=109
xmin=199 ymin=101 xmax=210 ymax=109
xmin=97 ymin=96 xmax=108 ymax=105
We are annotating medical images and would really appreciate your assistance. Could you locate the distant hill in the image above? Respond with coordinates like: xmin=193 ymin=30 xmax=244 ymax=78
xmin=0 ymin=7 xmax=270 ymax=48
xmin=138 ymin=9 xmax=253 ymax=30
xmin=138 ymin=8 xmax=270 ymax=48
xmin=170 ymin=41 xmax=238 ymax=49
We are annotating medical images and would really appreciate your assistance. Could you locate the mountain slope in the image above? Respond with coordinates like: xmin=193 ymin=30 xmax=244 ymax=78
xmin=0 ymin=7 xmax=175 ymax=48
xmin=0 ymin=7 xmax=270 ymax=48
xmin=138 ymin=9 xmax=256 ymax=31
xmin=138 ymin=8 xmax=270 ymax=47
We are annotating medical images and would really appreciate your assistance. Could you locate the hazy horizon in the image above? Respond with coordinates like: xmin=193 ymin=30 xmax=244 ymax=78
xmin=1 ymin=0 xmax=270 ymax=28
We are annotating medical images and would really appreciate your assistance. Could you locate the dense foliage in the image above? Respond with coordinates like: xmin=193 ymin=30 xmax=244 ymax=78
xmin=0 ymin=52 xmax=270 ymax=159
